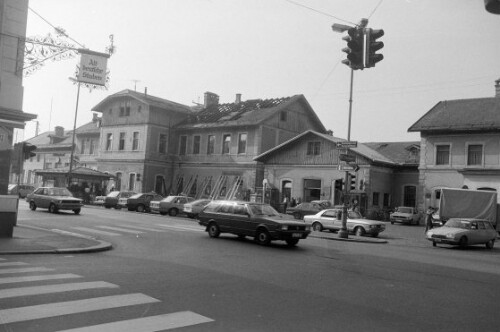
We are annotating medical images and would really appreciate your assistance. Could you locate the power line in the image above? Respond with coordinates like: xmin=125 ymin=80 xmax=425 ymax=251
xmin=367 ymin=0 xmax=384 ymax=20
xmin=284 ymin=0 xmax=357 ymax=26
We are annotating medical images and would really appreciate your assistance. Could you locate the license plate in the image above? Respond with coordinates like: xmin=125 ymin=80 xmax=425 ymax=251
xmin=292 ymin=233 xmax=302 ymax=238
xmin=434 ymin=238 xmax=442 ymax=242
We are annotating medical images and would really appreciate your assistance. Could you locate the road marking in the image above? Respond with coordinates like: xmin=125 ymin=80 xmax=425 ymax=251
xmin=72 ymin=227 xmax=121 ymax=236
xmin=114 ymin=224 xmax=167 ymax=232
xmin=55 ymin=311 xmax=214 ymax=332
xmin=156 ymin=224 xmax=204 ymax=232
xmin=0 ymin=262 xmax=29 ymax=267
xmin=0 ymin=273 xmax=82 ymax=285
xmin=0 ymin=293 xmax=160 ymax=324
xmin=97 ymin=225 xmax=145 ymax=234
xmin=0 ymin=281 xmax=118 ymax=299
xmin=51 ymin=229 xmax=97 ymax=240
xmin=0 ymin=267 xmax=54 ymax=275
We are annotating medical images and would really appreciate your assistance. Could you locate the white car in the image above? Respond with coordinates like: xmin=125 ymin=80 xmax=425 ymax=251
xmin=390 ymin=206 xmax=420 ymax=225
xmin=304 ymin=209 xmax=386 ymax=237
xmin=426 ymin=218 xmax=497 ymax=249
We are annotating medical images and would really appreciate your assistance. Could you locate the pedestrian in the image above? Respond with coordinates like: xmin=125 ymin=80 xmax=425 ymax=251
xmin=291 ymin=197 xmax=297 ymax=207
xmin=425 ymin=206 xmax=434 ymax=233
xmin=283 ymin=196 xmax=289 ymax=213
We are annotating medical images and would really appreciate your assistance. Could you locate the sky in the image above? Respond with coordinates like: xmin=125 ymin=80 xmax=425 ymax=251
xmin=17 ymin=0 xmax=500 ymax=143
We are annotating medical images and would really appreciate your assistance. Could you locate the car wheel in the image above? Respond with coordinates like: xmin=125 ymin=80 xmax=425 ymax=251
xmin=312 ymin=222 xmax=323 ymax=232
xmin=286 ymin=239 xmax=299 ymax=246
xmin=73 ymin=208 xmax=81 ymax=215
xmin=105 ymin=206 xmax=111 ymax=209
xmin=187 ymin=213 xmax=195 ymax=219
xmin=486 ymin=239 xmax=495 ymax=249
xmin=136 ymin=205 xmax=145 ymax=213
xmin=207 ymin=222 xmax=220 ymax=238
xmin=169 ymin=208 xmax=178 ymax=217
xmin=29 ymin=201 xmax=37 ymax=211
xmin=354 ymin=227 xmax=365 ymax=237
xmin=371 ymin=233 xmax=379 ymax=238
xmin=459 ymin=236 xmax=468 ymax=248
xmin=237 ymin=234 xmax=246 ymax=240
xmin=293 ymin=212 xmax=301 ymax=220
xmin=432 ymin=241 xmax=437 ymax=247
xmin=49 ymin=203 xmax=58 ymax=214
xmin=160 ymin=211 xmax=167 ymax=216
xmin=255 ymin=229 xmax=271 ymax=245
xmin=390 ymin=220 xmax=394 ymax=225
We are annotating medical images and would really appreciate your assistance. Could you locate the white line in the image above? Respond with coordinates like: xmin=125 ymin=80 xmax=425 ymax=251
xmin=0 ymin=262 xmax=29 ymax=267
xmin=114 ymin=224 xmax=167 ymax=232
xmin=0 ymin=267 xmax=54 ymax=275
xmin=0 ymin=258 xmax=5 ymax=261
xmin=51 ymin=229 xmax=97 ymax=240
xmin=156 ymin=224 xmax=204 ymax=232
xmin=0 ymin=274 xmax=82 ymax=285
xmin=97 ymin=226 xmax=145 ymax=234
xmin=55 ymin=311 xmax=214 ymax=332
xmin=72 ymin=227 xmax=121 ymax=236
xmin=0 ymin=281 xmax=118 ymax=299
xmin=0 ymin=293 xmax=160 ymax=324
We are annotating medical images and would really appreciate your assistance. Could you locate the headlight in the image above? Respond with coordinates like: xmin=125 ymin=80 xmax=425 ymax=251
xmin=446 ymin=233 xmax=455 ymax=239
xmin=280 ymin=225 xmax=288 ymax=231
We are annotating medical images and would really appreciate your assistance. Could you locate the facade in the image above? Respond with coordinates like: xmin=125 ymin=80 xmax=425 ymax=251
xmin=408 ymin=79 xmax=500 ymax=211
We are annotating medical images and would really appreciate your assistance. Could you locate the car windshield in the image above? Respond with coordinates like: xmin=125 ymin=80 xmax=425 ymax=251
xmin=47 ymin=188 xmax=73 ymax=196
xmin=397 ymin=207 xmax=413 ymax=213
xmin=107 ymin=191 xmax=120 ymax=197
xmin=445 ymin=219 xmax=471 ymax=229
xmin=8 ymin=184 xmax=15 ymax=190
xmin=163 ymin=196 xmax=177 ymax=202
xmin=249 ymin=204 xmax=280 ymax=216
xmin=130 ymin=193 xmax=143 ymax=199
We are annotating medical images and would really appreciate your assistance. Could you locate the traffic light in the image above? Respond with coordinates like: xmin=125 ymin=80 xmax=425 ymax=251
xmin=342 ymin=27 xmax=365 ymax=70
xmin=136 ymin=173 xmax=141 ymax=181
xmin=22 ymin=142 xmax=37 ymax=160
xmin=349 ymin=173 xmax=357 ymax=191
xmin=365 ymin=28 xmax=384 ymax=68
xmin=334 ymin=179 xmax=343 ymax=192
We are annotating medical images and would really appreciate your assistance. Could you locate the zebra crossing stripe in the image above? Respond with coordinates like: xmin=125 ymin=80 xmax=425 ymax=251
xmin=0 ymin=281 xmax=118 ymax=299
xmin=0 ymin=293 xmax=160 ymax=324
xmin=97 ymin=225 xmax=145 ymax=234
xmin=0 ymin=267 xmax=54 ymax=275
xmin=55 ymin=311 xmax=214 ymax=332
xmin=0 ymin=262 xmax=29 ymax=267
xmin=0 ymin=273 xmax=82 ymax=285
xmin=114 ymin=224 xmax=167 ymax=232
xmin=156 ymin=224 xmax=204 ymax=232
xmin=72 ymin=227 xmax=121 ymax=236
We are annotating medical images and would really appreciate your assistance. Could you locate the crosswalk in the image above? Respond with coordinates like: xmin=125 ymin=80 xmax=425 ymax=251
xmin=0 ymin=257 xmax=214 ymax=331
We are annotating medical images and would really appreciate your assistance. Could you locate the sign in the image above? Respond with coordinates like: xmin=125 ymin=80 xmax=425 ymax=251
xmin=336 ymin=141 xmax=358 ymax=148
xmin=77 ymin=49 xmax=110 ymax=86
xmin=339 ymin=153 xmax=356 ymax=162
xmin=338 ymin=164 xmax=355 ymax=171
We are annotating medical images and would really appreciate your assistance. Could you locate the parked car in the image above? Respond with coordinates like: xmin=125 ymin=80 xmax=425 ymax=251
xmin=150 ymin=195 xmax=195 ymax=216
xmin=8 ymin=184 xmax=35 ymax=198
xmin=198 ymin=200 xmax=311 ymax=246
xmin=103 ymin=191 xmax=136 ymax=209
xmin=311 ymin=200 xmax=332 ymax=208
xmin=26 ymin=187 xmax=83 ymax=214
xmin=390 ymin=206 xmax=421 ymax=225
xmin=93 ymin=195 xmax=105 ymax=206
xmin=183 ymin=199 xmax=212 ymax=218
xmin=285 ymin=202 xmax=325 ymax=220
xmin=426 ymin=218 xmax=497 ymax=249
xmin=124 ymin=192 xmax=164 ymax=212
xmin=304 ymin=209 xmax=386 ymax=237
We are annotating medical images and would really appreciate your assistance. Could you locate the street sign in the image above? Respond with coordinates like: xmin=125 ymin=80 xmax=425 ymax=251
xmin=339 ymin=153 xmax=356 ymax=162
xmin=338 ymin=164 xmax=355 ymax=171
xmin=336 ymin=141 xmax=358 ymax=148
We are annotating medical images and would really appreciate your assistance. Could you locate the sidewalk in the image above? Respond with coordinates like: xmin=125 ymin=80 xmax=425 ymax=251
xmin=0 ymin=224 xmax=112 ymax=255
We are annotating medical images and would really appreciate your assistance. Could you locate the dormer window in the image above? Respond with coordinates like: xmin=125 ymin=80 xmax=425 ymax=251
xmin=280 ymin=111 xmax=287 ymax=122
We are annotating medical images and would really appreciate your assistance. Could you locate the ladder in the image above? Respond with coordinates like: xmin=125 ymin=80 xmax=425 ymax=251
xmin=209 ymin=175 xmax=226 ymax=200
xmin=225 ymin=176 xmax=241 ymax=200
xmin=174 ymin=175 xmax=183 ymax=195
xmin=196 ymin=176 xmax=212 ymax=199
xmin=181 ymin=175 xmax=196 ymax=196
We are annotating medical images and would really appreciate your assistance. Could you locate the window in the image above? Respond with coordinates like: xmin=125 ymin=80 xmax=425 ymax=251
xmin=159 ymin=134 xmax=167 ymax=153
xmin=80 ymin=140 xmax=86 ymax=154
xmin=467 ymin=144 xmax=483 ymax=166
xmin=193 ymin=135 xmax=200 ymax=154
xmin=403 ymin=185 xmax=416 ymax=207
xmin=89 ymin=139 xmax=95 ymax=155
xmin=238 ymin=133 xmax=247 ymax=154
xmin=116 ymin=172 xmax=122 ymax=190
xmin=307 ymin=141 xmax=321 ymax=155
xmin=119 ymin=132 xmax=125 ymax=151
xmin=436 ymin=144 xmax=450 ymax=165
xmin=132 ymin=132 xmax=139 ymax=151
xmin=129 ymin=173 xmax=135 ymax=191
xmin=222 ymin=134 xmax=231 ymax=154
xmin=207 ymin=135 xmax=215 ymax=155
xmin=155 ymin=175 xmax=164 ymax=195
xmin=383 ymin=193 xmax=390 ymax=207
xmin=280 ymin=111 xmax=287 ymax=121
xmin=373 ymin=192 xmax=380 ymax=206
xmin=37 ymin=154 xmax=41 ymax=162
xmin=179 ymin=136 xmax=187 ymax=155
xmin=119 ymin=101 xmax=131 ymax=117
xmin=106 ymin=133 xmax=113 ymax=151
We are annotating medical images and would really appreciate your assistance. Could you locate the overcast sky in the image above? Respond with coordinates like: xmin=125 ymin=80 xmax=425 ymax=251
xmin=19 ymin=0 xmax=500 ymax=143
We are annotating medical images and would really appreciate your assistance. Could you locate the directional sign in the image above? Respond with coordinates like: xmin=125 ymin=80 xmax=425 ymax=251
xmin=339 ymin=153 xmax=356 ymax=162
xmin=338 ymin=164 xmax=355 ymax=171
xmin=336 ymin=141 xmax=358 ymax=148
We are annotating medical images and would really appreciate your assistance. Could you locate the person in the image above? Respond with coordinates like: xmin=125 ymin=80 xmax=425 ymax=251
xmin=283 ymin=196 xmax=289 ymax=213
xmin=425 ymin=206 xmax=434 ymax=233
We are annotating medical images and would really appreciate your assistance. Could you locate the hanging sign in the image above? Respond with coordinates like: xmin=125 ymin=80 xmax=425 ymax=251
xmin=77 ymin=49 xmax=110 ymax=86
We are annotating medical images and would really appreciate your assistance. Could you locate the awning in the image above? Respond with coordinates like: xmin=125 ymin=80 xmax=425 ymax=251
xmin=34 ymin=167 xmax=115 ymax=180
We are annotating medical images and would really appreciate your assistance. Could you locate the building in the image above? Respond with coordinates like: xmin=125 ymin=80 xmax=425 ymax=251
xmin=408 ymin=79 xmax=500 ymax=210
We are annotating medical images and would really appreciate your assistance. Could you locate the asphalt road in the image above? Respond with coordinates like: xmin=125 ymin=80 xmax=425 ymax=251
xmin=4 ymin=202 xmax=500 ymax=331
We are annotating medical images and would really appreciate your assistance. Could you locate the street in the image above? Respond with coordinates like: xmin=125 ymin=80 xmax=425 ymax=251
xmin=2 ymin=201 xmax=499 ymax=331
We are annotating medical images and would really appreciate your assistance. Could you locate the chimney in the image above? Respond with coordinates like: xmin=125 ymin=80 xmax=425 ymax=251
xmin=144 ymin=87 xmax=148 ymax=96
xmin=204 ymin=92 xmax=219 ymax=108
xmin=235 ymin=93 xmax=242 ymax=104
xmin=92 ymin=113 xmax=98 ymax=122
xmin=54 ymin=126 xmax=64 ymax=137
xmin=495 ymin=79 xmax=500 ymax=98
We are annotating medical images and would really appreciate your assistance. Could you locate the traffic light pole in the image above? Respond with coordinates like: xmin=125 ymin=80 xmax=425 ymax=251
xmin=68 ymin=82 xmax=81 ymax=187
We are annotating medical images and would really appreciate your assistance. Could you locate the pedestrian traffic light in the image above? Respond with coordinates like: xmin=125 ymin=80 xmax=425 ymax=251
xmin=349 ymin=173 xmax=357 ymax=191
xmin=22 ymin=142 xmax=37 ymax=160
xmin=342 ymin=27 xmax=365 ymax=70
xmin=365 ymin=28 xmax=384 ymax=68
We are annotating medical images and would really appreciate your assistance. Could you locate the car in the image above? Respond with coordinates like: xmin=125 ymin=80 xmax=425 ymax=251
xmin=390 ymin=206 xmax=421 ymax=225
xmin=93 ymin=195 xmax=106 ymax=206
xmin=26 ymin=187 xmax=83 ymax=214
xmin=8 ymin=184 xmax=35 ymax=198
xmin=426 ymin=218 xmax=497 ymax=249
xmin=124 ymin=192 xmax=164 ymax=212
xmin=150 ymin=195 xmax=195 ymax=216
xmin=311 ymin=200 xmax=333 ymax=208
xmin=183 ymin=199 xmax=212 ymax=218
xmin=103 ymin=191 xmax=136 ymax=209
xmin=304 ymin=209 xmax=386 ymax=237
xmin=198 ymin=200 xmax=311 ymax=246
xmin=285 ymin=202 xmax=325 ymax=220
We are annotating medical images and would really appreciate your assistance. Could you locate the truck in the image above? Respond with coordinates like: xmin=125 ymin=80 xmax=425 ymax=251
xmin=434 ymin=188 xmax=499 ymax=231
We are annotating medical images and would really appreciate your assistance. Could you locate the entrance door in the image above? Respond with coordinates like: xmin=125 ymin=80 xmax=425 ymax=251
xmin=403 ymin=185 xmax=416 ymax=207
xmin=304 ymin=179 xmax=321 ymax=202
xmin=282 ymin=180 xmax=291 ymax=202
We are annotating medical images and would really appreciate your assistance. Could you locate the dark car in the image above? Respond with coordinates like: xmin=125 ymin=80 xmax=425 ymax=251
xmin=198 ymin=200 xmax=311 ymax=246
xmin=125 ymin=192 xmax=164 ymax=212
xmin=26 ymin=187 xmax=83 ymax=214
xmin=285 ymin=202 xmax=325 ymax=220
xmin=103 ymin=191 xmax=136 ymax=209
